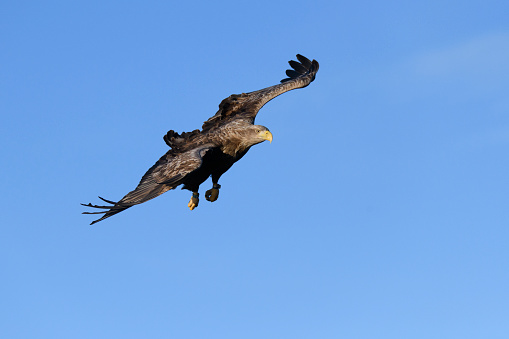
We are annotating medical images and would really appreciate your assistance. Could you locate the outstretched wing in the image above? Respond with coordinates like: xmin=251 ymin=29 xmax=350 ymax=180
xmin=202 ymin=54 xmax=319 ymax=131
xmin=82 ymin=144 xmax=215 ymax=225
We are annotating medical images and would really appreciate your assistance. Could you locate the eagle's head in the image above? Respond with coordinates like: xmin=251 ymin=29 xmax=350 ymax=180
xmin=247 ymin=125 xmax=273 ymax=145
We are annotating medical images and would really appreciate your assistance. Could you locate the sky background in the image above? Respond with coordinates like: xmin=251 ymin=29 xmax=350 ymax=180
xmin=1 ymin=1 xmax=508 ymax=338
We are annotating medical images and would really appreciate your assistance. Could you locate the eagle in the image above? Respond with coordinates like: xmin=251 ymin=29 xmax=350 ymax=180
xmin=82 ymin=54 xmax=319 ymax=225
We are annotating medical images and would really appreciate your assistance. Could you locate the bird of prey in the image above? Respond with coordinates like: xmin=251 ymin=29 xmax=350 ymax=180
xmin=82 ymin=54 xmax=319 ymax=225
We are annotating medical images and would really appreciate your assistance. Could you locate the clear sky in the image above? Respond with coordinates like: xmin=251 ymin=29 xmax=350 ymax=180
xmin=1 ymin=1 xmax=508 ymax=338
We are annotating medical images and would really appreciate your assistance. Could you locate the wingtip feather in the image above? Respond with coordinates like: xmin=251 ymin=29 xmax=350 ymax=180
xmin=296 ymin=54 xmax=312 ymax=68
xmin=280 ymin=54 xmax=319 ymax=83
xmin=98 ymin=196 xmax=117 ymax=205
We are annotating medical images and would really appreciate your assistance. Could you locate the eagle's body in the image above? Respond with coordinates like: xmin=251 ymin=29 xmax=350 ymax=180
xmin=83 ymin=54 xmax=319 ymax=225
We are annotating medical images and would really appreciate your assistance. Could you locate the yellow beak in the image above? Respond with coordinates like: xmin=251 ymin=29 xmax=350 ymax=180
xmin=263 ymin=130 xmax=273 ymax=143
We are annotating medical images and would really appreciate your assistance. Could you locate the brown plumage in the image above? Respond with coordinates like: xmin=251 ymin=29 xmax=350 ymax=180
xmin=82 ymin=54 xmax=319 ymax=225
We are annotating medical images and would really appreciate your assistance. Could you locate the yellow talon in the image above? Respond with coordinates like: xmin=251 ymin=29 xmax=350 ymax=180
xmin=188 ymin=193 xmax=199 ymax=210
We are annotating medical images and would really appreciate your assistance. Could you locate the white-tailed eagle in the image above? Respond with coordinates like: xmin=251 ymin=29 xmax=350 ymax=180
xmin=82 ymin=54 xmax=319 ymax=224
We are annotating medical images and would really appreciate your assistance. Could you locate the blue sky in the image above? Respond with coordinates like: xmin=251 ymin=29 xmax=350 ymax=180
xmin=1 ymin=1 xmax=508 ymax=338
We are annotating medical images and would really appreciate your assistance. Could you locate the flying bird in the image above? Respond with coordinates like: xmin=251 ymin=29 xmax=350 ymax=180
xmin=82 ymin=54 xmax=319 ymax=225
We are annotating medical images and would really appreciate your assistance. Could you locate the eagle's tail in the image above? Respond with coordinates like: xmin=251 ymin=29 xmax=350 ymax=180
xmin=82 ymin=171 xmax=173 ymax=225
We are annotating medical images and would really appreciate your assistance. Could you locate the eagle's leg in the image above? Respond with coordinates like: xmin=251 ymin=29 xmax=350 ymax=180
xmin=205 ymin=183 xmax=221 ymax=202
xmin=188 ymin=192 xmax=199 ymax=210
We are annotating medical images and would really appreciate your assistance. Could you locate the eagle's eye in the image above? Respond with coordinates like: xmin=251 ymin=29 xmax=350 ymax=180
xmin=256 ymin=129 xmax=260 ymax=133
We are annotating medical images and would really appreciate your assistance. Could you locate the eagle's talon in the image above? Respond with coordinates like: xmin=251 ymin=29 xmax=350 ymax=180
xmin=205 ymin=188 xmax=219 ymax=202
xmin=188 ymin=193 xmax=199 ymax=210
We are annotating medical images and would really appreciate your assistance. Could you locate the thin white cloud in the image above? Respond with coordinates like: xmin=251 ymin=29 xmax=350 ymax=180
xmin=373 ymin=32 xmax=509 ymax=102
xmin=411 ymin=32 xmax=509 ymax=79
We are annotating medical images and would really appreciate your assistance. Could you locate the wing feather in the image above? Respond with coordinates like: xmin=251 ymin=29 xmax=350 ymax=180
xmin=296 ymin=54 xmax=313 ymax=68
xmin=288 ymin=60 xmax=308 ymax=73
xmin=285 ymin=69 xmax=301 ymax=78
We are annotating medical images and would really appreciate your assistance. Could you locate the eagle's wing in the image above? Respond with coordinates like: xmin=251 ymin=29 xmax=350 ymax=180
xmin=82 ymin=144 xmax=215 ymax=225
xmin=202 ymin=54 xmax=319 ymax=131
